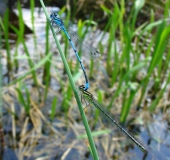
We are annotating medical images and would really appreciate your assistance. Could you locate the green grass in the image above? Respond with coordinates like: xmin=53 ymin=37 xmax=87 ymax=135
xmin=97 ymin=0 xmax=170 ymax=123
xmin=50 ymin=96 xmax=58 ymax=120
xmin=3 ymin=10 xmax=12 ymax=74
xmin=16 ymin=82 xmax=31 ymax=114
xmin=30 ymin=0 xmax=37 ymax=49
xmin=43 ymin=20 xmax=51 ymax=101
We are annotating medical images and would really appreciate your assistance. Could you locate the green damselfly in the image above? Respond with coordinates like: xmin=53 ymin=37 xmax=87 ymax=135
xmin=79 ymin=85 xmax=147 ymax=153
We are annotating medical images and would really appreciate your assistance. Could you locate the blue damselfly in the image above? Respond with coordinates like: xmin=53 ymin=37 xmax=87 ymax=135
xmin=50 ymin=13 xmax=100 ymax=90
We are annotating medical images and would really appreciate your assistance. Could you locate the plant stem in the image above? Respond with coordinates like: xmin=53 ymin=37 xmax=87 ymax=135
xmin=39 ymin=0 xmax=99 ymax=159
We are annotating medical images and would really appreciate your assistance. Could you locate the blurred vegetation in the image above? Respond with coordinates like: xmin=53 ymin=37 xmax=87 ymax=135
xmin=42 ymin=0 xmax=166 ymax=29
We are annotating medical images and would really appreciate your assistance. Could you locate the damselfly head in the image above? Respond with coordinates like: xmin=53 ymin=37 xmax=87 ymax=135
xmin=79 ymin=85 xmax=85 ymax=91
xmin=50 ymin=13 xmax=58 ymax=19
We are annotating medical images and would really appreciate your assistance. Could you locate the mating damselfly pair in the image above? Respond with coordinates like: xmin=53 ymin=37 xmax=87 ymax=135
xmin=50 ymin=12 xmax=146 ymax=153
xmin=50 ymin=13 xmax=100 ymax=91
xmin=79 ymin=85 xmax=147 ymax=153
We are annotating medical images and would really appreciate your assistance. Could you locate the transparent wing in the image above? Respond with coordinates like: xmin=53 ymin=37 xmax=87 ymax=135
xmin=68 ymin=29 xmax=100 ymax=60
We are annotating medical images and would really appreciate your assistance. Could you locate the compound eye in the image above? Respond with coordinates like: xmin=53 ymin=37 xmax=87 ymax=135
xmin=50 ymin=14 xmax=53 ymax=18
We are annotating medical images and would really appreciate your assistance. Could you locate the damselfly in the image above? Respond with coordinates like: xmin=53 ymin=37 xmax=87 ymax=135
xmin=78 ymin=85 xmax=147 ymax=153
xmin=50 ymin=13 xmax=100 ymax=90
